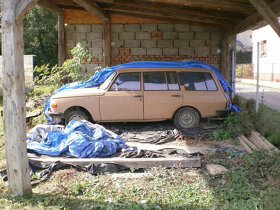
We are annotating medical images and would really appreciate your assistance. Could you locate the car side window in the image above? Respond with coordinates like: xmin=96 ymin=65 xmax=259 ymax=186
xmin=110 ymin=72 xmax=141 ymax=91
xmin=144 ymin=72 xmax=168 ymax=91
xmin=180 ymin=72 xmax=217 ymax=91
xmin=166 ymin=72 xmax=180 ymax=90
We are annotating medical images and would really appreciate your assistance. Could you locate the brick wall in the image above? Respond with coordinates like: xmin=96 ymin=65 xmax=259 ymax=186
xmin=65 ymin=23 xmax=223 ymax=73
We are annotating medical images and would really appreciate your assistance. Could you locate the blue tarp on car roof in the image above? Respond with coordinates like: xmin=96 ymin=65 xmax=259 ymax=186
xmin=44 ymin=61 xmax=236 ymax=121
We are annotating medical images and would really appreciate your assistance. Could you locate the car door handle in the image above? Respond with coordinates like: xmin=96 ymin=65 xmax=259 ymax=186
xmin=171 ymin=95 xmax=181 ymax=97
xmin=133 ymin=95 xmax=143 ymax=98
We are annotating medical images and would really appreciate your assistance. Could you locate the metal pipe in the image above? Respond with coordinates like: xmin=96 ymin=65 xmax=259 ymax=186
xmin=256 ymin=42 xmax=260 ymax=112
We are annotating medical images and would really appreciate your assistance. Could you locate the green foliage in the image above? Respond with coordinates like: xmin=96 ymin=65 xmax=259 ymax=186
xmin=236 ymin=64 xmax=253 ymax=78
xmin=23 ymin=6 xmax=58 ymax=67
xmin=34 ymin=42 xmax=94 ymax=88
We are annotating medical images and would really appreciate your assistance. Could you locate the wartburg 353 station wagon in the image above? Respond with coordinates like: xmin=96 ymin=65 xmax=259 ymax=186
xmin=48 ymin=67 xmax=230 ymax=132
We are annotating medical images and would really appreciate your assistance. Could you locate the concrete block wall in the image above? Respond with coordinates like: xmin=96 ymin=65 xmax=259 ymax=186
xmin=66 ymin=23 xmax=223 ymax=71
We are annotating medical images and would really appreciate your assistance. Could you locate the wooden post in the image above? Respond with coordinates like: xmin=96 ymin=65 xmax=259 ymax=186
xmin=221 ymin=35 xmax=235 ymax=82
xmin=103 ymin=18 xmax=111 ymax=67
xmin=58 ymin=14 xmax=65 ymax=67
xmin=1 ymin=0 xmax=32 ymax=195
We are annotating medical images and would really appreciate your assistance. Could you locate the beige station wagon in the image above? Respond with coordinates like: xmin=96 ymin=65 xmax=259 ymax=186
xmin=48 ymin=68 xmax=230 ymax=131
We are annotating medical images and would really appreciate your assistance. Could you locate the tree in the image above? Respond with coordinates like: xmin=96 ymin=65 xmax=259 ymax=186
xmin=23 ymin=6 xmax=58 ymax=67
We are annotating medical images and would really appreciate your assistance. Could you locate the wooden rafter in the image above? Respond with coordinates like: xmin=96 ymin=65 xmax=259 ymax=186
xmin=16 ymin=0 xmax=37 ymax=23
xmin=104 ymin=5 xmax=230 ymax=27
xmin=141 ymin=0 xmax=254 ymax=14
xmin=248 ymin=0 xmax=280 ymax=37
xmin=73 ymin=0 xmax=109 ymax=20
xmin=38 ymin=0 xmax=63 ymax=15
xmin=227 ymin=0 xmax=280 ymax=36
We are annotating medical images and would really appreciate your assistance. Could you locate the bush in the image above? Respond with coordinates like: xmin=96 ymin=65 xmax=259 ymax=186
xmin=236 ymin=64 xmax=253 ymax=78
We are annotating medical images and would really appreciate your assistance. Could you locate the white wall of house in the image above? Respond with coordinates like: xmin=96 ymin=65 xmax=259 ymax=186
xmin=252 ymin=24 xmax=280 ymax=81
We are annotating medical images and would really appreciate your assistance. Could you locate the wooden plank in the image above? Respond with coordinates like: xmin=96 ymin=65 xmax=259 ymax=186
xmin=73 ymin=0 xmax=109 ymax=21
xmin=240 ymin=135 xmax=257 ymax=150
xmin=16 ymin=0 xmax=37 ymax=23
xmin=251 ymin=131 xmax=271 ymax=150
xmin=248 ymin=0 xmax=280 ymax=37
xmin=142 ymin=0 xmax=254 ymax=14
xmin=37 ymin=0 xmax=63 ymax=15
xmin=249 ymin=136 xmax=260 ymax=149
xmin=2 ymin=0 xmax=32 ymax=195
xmin=29 ymin=157 xmax=201 ymax=168
xmin=227 ymin=0 xmax=280 ymax=36
xmin=238 ymin=137 xmax=253 ymax=153
xmin=58 ymin=14 xmax=65 ymax=67
xmin=103 ymin=18 xmax=111 ymax=67
xmin=104 ymin=5 xmax=230 ymax=26
xmin=252 ymin=131 xmax=280 ymax=152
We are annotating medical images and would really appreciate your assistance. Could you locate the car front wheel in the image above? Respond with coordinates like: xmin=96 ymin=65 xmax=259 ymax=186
xmin=173 ymin=107 xmax=199 ymax=131
xmin=65 ymin=110 xmax=90 ymax=125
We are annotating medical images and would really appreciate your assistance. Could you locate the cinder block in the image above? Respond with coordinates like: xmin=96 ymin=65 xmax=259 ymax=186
xmin=206 ymin=40 xmax=220 ymax=47
xmin=211 ymin=32 xmax=223 ymax=41
xmin=83 ymin=64 xmax=100 ymax=74
xmin=111 ymin=40 xmax=124 ymax=47
xmin=190 ymin=26 xmax=205 ymax=32
xmin=195 ymin=32 xmax=210 ymax=40
xmin=112 ymin=24 xmax=123 ymax=32
xmin=163 ymin=48 xmax=178 ymax=55
xmin=87 ymin=32 xmax=102 ymax=40
xmin=174 ymin=24 xmax=189 ymax=32
xmin=67 ymin=41 xmax=76 ymax=50
xmin=157 ymin=40 xmax=173 ymax=48
xmin=211 ymin=63 xmax=220 ymax=69
xmin=66 ymin=24 xmax=75 ymax=32
xmin=111 ymin=32 xmax=119 ymax=41
xmin=210 ymin=47 xmax=221 ymax=55
xmin=141 ymin=24 xmax=157 ymax=32
xmin=141 ymin=40 xmax=156 ymax=48
xmin=195 ymin=47 xmax=210 ymax=56
xmin=111 ymin=47 xmax=119 ymax=56
xmin=174 ymin=40 xmax=189 ymax=48
xmin=119 ymin=32 xmax=135 ymax=40
xmin=190 ymin=40 xmax=205 ymax=47
xmin=90 ymin=48 xmax=103 ymax=56
xmin=124 ymin=24 xmax=141 ymax=32
xmin=158 ymin=24 xmax=174 ymax=32
xmin=125 ymin=40 xmax=140 ymax=48
xmin=178 ymin=32 xmax=194 ymax=40
xmin=131 ymin=48 xmax=146 ymax=55
xmin=92 ymin=24 xmax=104 ymax=32
xmin=136 ymin=32 xmax=151 ymax=40
xmin=163 ymin=32 xmax=178 ymax=40
xmin=179 ymin=47 xmax=194 ymax=55
xmin=91 ymin=39 xmax=103 ymax=48
xmin=71 ymin=32 xmax=87 ymax=41
xmin=76 ymin=24 xmax=92 ymax=33
xmin=147 ymin=48 xmax=162 ymax=55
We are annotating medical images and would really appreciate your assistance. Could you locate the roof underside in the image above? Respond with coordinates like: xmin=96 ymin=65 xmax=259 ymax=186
xmin=50 ymin=0 xmax=280 ymax=34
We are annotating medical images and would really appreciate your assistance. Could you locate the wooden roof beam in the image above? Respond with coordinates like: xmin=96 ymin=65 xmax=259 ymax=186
xmin=141 ymin=0 xmax=254 ymax=14
xmin=37 ymin=0 xmax=63 ymax=15
xmin=227 ymin=0 xmax=280 ymax=36
xmin=110 ymin=11 xmax=227 ymax=30
xmin=16 ymin=0 xmax=37 ymax=23
xmin=104 ymin=5 xmax=230 ymax=27
xmin=73 ymin=0 xmax=109 ymax=21
xmin=248 ymin=0 xmax=280 ymax=37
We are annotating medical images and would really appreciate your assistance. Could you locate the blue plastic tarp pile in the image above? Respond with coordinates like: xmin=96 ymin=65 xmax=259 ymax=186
xmin=27 ymin=120 xmax=136 ymax=158
xmin=44 ymin=60 xmax=239 ymax=122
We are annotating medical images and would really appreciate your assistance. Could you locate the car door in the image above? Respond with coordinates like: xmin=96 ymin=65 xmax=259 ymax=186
xmin=100 ymin=72 xmax=144 ymax=121
xmin=143 ymin=71 xmax=182 ymax=120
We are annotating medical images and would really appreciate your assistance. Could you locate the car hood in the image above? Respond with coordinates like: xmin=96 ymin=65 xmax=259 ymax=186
xmin=52 ymin=87 xmax=105 ymax=99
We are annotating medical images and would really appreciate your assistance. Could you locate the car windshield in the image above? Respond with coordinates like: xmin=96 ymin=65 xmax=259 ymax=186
xmin=99 ymin=72 xmax=117 ymax=90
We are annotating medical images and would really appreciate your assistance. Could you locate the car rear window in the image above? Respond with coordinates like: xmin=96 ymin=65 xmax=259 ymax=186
xmin=180 ymin=72 xmax=217 ymax=91
xmin=110 ymin=72 xmax=141 ymax=91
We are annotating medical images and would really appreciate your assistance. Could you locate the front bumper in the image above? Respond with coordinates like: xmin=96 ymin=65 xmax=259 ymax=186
xmin=47 ymin=111 xmax=63 ymax=122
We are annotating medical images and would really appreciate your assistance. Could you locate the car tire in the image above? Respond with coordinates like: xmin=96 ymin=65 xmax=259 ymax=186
xmin=173 ymin=107 xmax=199 ymax=131
xmin=65 ymin=110 xmax=90 ymax=125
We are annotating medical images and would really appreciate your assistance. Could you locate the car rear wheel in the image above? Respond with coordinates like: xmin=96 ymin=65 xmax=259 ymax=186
xmin=65 ymin=110 xmax=90 ymax=125
xmin=173 ymin=107 xmax=199 ymax=131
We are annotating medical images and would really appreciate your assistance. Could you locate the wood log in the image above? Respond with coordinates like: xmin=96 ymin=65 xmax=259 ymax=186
xmin=29 ymin=157 xmax=201 ymax=168
xmin=253 ymin=131 xmax=280 ymax=152
xmin=240 ymin=135 xmax=257 ymax=150
xmin=249 ymin=136 xmax=261 ymax=149
xmin=251 ymin=131 xmax=271 ymax=150
xmin=238 ymin=137 xmax=253 ymax=153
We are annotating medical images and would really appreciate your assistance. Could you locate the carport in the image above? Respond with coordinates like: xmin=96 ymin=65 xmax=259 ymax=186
xmin=2 ymin=0 xmax=280 ymax=195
